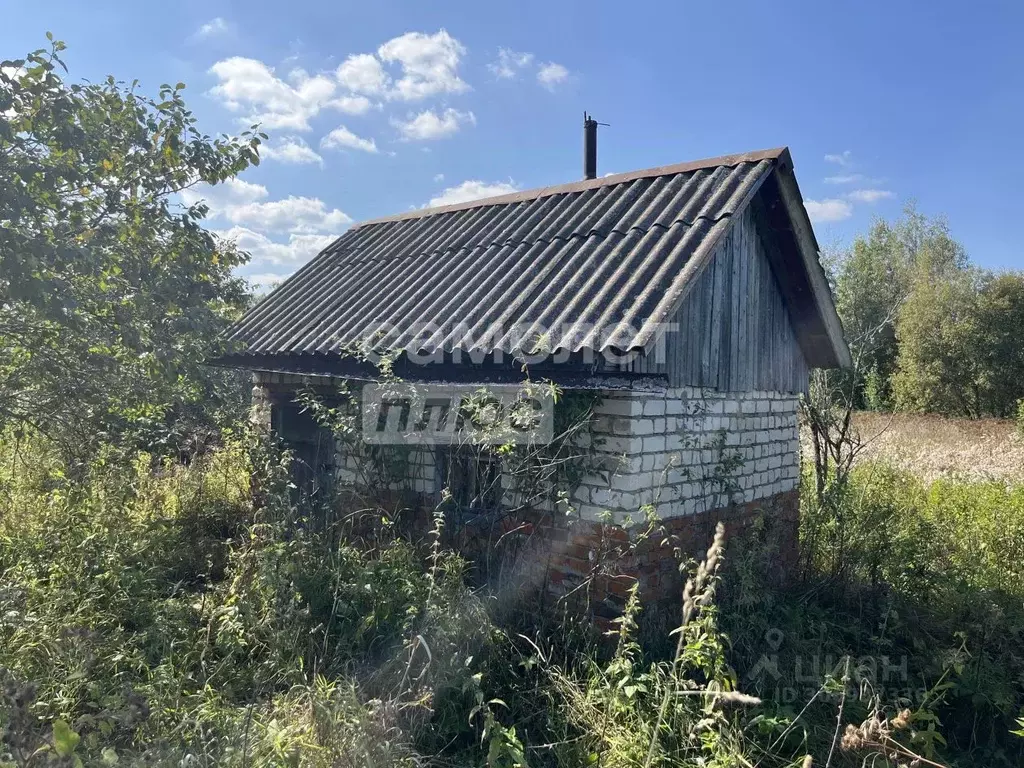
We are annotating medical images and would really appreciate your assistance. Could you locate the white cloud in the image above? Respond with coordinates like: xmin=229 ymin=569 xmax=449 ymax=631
xmin=328 ymin=94 xmax=375 ymax=114
xmin=427 ymin=179 xmax=519 ymax=208
xmin=242 ymin=271 xmax=291 ymax=292
xmin=489 ymin=48 xmax=534 ymax=79
xmin=824 ymin=173 xmax=864 ymax=185
xmin=219 ymin=226 xmax=337 ymax=266
xmin=181 ymin=177 xmax=269 ymax=211
xmin=183 ymin=176 xmax=346 ymax=282
xmin=185 ymin=180 xmax=349 ymax=234
xmin=208 ymin=57 xmax=368 ymax=131
xmin=537 ymin=62 xmax=569 ymax=90
xmin=209 ymin=29 xmax=471 ymax=129
xmin=847 ymin=189 xmax=894 ymax=203
xmin=321 ymin=125 xmax=378 ymax=153
xmin=804 ymin=198 xmax=854 ymax=223
xmin=378 ymin=29 xmax=468 ymax=101
xmin=224 ymin=196 xmax=352 ymax=234
xmin=336 ymin=53 xmax=390 ymax=94
xmin=433 ymin=172 xmax=445 ymax=182
xmin=261 ymin=136 xmax=324 ymax=166
xmin=194 ymin=17 xmax=230 ymax=40
xmin=392 ymin=108 xmax=475 ymax=141
xmin=824 ymin=150 xmax=853 ymax=167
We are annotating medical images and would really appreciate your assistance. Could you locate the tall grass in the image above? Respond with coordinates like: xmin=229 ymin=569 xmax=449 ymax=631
xmin=1 ymin=430 xmax=1022 ymax=766
xmin=0 ymin=431 xmax=492 ymax=765
xmin=721 ymin=460 xmax=1024 ymax=767
xmin=801 ymin=460 xmax=1024 ymax=598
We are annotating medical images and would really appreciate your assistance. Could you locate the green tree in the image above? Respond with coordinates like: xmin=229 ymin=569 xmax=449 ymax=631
xmin=974 ymin=273 xmax=1024 ymax=417
xmin=834 ymin=204 xmax=967 ymax=409
xmin=0 ymin=38 xmax=263 ymax=452
xmin=894 ymin=264 xmax=1024 ymax=419
xmin=892 ymin=265 xmax=985 ymax=417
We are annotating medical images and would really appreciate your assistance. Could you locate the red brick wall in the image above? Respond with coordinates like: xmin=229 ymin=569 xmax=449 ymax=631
xmin=392 ymin=489 xmax=800 ymax=623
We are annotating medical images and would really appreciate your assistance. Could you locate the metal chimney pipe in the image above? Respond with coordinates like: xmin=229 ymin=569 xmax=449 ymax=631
xmin=583 ymin=112 xmax=598 ymax=180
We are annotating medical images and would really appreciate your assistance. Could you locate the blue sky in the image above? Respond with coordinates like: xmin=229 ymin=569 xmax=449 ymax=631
xmin=4 ymin=0 xmax=1022 ymax=285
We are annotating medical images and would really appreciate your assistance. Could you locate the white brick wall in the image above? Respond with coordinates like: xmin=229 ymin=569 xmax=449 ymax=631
xmin=254 ymin=372 xmax=801 ymax=522
xmin=336 ymin=443 xmax=437 ymax=494
xmin=572 ymin=387 xmax=800 ymax=523
xmin=250 ymin=379 xmax=272 ymax=429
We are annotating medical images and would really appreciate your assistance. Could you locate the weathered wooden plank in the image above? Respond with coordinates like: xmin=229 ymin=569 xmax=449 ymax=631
xmin=755 ymin=215 xmax=763 ymax=389
xmin=724 ymin=224 xmax=737 ymax=390
xmin=655 ymin=201 xmax=811 ymax=394
xmin=748 ymin=216 xmax=761 ymax=389
xmin=768 ymin=250 xmax=777 ymax=385
xmin=761 ymin=271 xmax=770 ymax=391
xmin=686 ymin=269 xmax=702 ymax=384
xmin=707 ymin=239 xmax=723 ymax=389
xmin=745 ymin=213 xmax=755 ymax=391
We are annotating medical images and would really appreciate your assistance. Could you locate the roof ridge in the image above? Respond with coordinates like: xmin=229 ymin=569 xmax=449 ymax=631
xmin=356 ymin=148 xmax=789 ymax=228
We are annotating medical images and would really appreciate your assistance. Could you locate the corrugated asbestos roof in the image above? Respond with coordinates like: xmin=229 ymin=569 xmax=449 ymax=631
xmin=227 ymin=148 xmax=786 ymax=360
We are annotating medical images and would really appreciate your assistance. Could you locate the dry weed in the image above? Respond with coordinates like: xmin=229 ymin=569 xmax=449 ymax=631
xmin=802 ymin=412 xmax=1024 ymax=482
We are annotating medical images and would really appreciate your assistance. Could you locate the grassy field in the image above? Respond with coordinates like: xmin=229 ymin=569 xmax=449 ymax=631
xmin=833 ymin=411 xmax=1023 ymax=482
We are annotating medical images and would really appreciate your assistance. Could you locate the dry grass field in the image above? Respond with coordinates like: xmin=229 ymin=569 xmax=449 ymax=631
xmin=842 ymin=411 xmax=1024 ymax=482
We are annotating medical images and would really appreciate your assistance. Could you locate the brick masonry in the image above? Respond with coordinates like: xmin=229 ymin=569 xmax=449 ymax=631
xmin=577 ymin=386 xmax=801 ymax=523
xmin=251 ymin=373 xmax=803 ymax=614
xmin=556 ymin=488 xmax=799 ymax=610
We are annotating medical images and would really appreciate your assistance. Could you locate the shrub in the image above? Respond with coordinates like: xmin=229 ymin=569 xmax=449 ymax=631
xmin=720 ymin=460 xmax=1024 ymax=767
xmin=0 ymin=431 xmax=492 ymax=765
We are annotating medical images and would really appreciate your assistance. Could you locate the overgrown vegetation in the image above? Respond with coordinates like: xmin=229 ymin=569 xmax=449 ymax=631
xmin=2 ymin=35 xmax=1022 ymax=768
xmin=726 ymin=462 xmax=1024 ymax=764
xmin=3 ymin=431 xmax=1021 ymax=766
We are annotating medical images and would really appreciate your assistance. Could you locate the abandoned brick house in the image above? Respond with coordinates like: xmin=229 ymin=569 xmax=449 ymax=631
xmin=218 ymin=145 xmax=851 ymax=605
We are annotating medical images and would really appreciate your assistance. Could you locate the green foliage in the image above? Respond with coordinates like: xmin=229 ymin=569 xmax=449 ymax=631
xmin=0 ymin=39 xmax=262 ymax=453
xmin=802 ymin=459 xmax=1024 ymax=600
xmin=5 ymin=425 xmax=1023 ymax=766
xmin=0 ymin=431 xmax=491 ymax=765
xmin=893 ymin=266 xmax=1013 ymax=418
xmin=723 ymin=461 xmax=1024 ymax=767
xmin=971 ymin=273 xmax=1024 ymax=416
xmin=832 ymin=205 xmax=1024 ymax=418
xmin=834 ymin=204 xmax=967 ymax=410
xmin=549 ymin=528 xmax=770 ymax=768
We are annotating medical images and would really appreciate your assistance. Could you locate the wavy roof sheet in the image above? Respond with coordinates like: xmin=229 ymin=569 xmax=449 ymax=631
xmin=228 ymin=148 xmax=787 ymax=360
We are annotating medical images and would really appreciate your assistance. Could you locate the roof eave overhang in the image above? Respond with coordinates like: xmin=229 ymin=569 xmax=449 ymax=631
xmin=209 ymin=352 xmax=667 ymax=391
xmin=772 ymin=160 xmax=853 ymax=369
